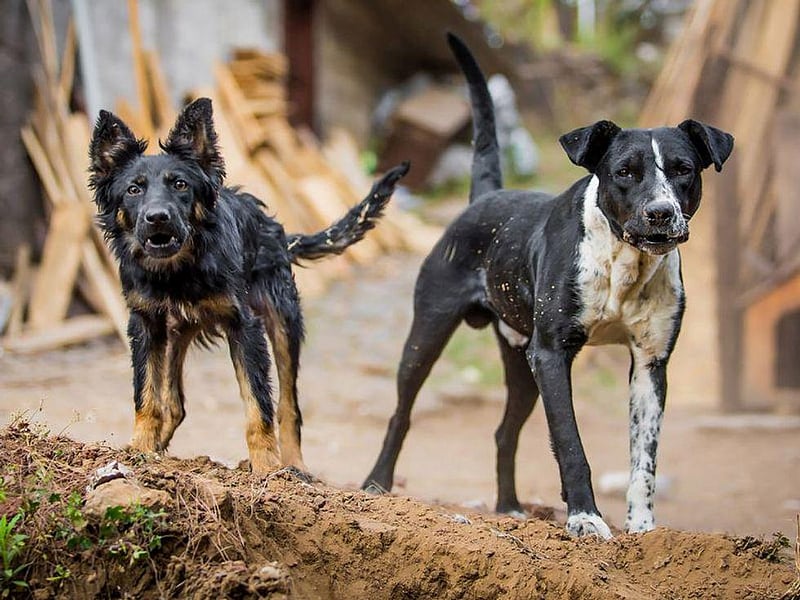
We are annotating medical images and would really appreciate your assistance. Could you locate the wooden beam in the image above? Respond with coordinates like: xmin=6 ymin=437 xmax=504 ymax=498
xmin=3 ymin=314 xmax=114 ymax=354
xmin=27 ymin=203 xmax=91 ymax=330
xmin=7 ymin=244 xmax=32 ymax=337
xmin=126 ymin=0 xmax=154 ymax=141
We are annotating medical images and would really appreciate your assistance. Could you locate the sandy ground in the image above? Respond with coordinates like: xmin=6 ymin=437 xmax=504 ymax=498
xmin=2 ymin=250 xmax=799 ymax=540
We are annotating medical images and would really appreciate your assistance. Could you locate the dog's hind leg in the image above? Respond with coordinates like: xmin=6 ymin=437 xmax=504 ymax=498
xmin=494 ymin=327 xmax=539 ymax=516
xmin=264 ymin=296 xmax=306 ymax=472
xmin=158 ymin=322 xmax=197 ymax=449
xmin=227 ymin=313 xmax=281 ymax=475
xmin=363 ymin=283 xmax=466 ymax=493
xmin=129 ymin=312 xmax=168 ymax=453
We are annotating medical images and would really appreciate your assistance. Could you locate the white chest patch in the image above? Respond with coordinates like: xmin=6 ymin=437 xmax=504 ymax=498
xmin=575 ymin=176 xmax=683 ymax=358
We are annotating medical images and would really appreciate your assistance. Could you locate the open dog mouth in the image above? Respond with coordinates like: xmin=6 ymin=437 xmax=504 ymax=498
xmin=623 ymin=230 xmax=689 ymax=255
xmin=142 ymin=231 xmax=182 ymax=258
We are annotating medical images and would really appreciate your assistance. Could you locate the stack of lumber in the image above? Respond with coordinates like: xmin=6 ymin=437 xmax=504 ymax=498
xmin=638 ymin=0 xmax=800 ymax=411
xmin=2 ymin=0 xmax=128 ymax=354
xmin=1 ymin=0 xmax=438 ymax=354
xmin=639 ymin=0 xmax=800 ymax=288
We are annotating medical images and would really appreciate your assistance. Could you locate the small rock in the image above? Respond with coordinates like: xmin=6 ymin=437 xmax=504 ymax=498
xmin=451 ymin=513 xmax=472 ymax=525
xmin=83 ymin=478 xmax=171 ymax=519
xmin=258 ymin=563 xmax=285 ymax=580
xmin=313 ymin=495 xmax=326 ymax=509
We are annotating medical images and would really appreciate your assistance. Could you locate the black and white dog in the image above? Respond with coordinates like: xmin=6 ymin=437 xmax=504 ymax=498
xmin=364 ymin=34 xmax=733 ymax=538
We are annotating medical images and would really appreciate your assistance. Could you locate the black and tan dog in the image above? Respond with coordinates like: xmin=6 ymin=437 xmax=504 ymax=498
xmin=89 ymin=97 xmax=408 ymax=474
xmin=364 ymin=35 xmax=733 ymax=538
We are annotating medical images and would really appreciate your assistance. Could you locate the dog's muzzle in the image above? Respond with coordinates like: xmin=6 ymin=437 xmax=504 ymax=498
xmin=623 ymin=220 xmax=689 ymax=256
xmin=137 ymin=208 xmax=185 ymax=259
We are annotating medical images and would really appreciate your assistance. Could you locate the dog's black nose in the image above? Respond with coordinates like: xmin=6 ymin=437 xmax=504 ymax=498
xmin=644 ymin=201 xmax=674 ymax=225
xmin=144 ymin=208 xmax=170 ymax=224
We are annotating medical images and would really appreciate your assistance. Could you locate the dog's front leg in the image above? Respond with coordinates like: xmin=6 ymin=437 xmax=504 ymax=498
xmin=625 ymin=350 xmax=667 ymax=533
xmin=129 ymin=311 xmax=168 ymax=453
xmin=227 ymin=314 xmax=281 ymax=475
xmin=528 ymin=337 xmax=612 ymax=539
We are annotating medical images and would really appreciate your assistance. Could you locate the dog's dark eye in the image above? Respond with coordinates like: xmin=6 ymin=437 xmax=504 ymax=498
xmin=174 ymin=179 xmax=188 ymax=191
xmin=615 ymin=167 xmax=631 ymax=178
xmin=127 ymin=184 xmax=141 ymax=195
xmin=675 ymin=163 xmax=693 ymax=176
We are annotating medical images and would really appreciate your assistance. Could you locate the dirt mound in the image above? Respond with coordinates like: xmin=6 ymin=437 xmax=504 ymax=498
xmin=0 ymin=422 xmax=796 ymax=599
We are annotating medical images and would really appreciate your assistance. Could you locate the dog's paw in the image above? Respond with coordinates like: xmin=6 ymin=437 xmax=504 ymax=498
xmin=624 ymin=510 xmax=655 ymax=534
xmin=566 ymin=512 xmax=613 ymax=540
xmin=279 ymin=465 xmax=317 ymax=484
xmin=362 ymin=480 xmax=389 ymax=496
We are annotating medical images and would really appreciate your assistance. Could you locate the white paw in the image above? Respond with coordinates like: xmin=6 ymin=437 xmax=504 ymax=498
xmin=625 ymin=509 xmax=655 ymax=533
xmin=566 ymin=512 xmax=613 ymax=540
xmin=506 ymin=510 xmax=527 ymax=520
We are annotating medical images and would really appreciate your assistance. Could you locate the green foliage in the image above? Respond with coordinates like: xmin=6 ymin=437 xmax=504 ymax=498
xmin=100 ymin=503 xmax=167 ymax=563
xmin=734 ymin=532 xmax=792 ymax=563
xmin=0 ymin=513 xmax=29 ymax=597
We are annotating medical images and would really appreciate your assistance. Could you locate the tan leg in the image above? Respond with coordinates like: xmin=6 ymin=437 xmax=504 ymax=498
xmin=129 ymin=313 xmax=167 ymax=452
xmin=268 ymin=316 xmax=306 ymax=470
xmin=229 ymin=318 xmax=281 ymax=475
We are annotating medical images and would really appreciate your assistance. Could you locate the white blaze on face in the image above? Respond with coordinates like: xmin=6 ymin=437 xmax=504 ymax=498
xmin=650 ymin=137 xmax=682 ymax=223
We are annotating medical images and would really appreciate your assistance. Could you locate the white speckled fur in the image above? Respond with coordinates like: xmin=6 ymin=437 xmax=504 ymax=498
xmin=566 ymin=512 xmax=613 ymax=539
xmin=576 ymin=176 xmax=683 ymax=532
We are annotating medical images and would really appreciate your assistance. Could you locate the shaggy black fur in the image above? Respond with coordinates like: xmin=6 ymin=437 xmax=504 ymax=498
xmin=88 ymin=97 xmax=409 ymax=474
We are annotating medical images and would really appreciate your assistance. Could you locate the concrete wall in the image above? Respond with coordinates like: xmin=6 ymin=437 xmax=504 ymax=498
xmin=79 ymin=0 xmax=282 ymax=117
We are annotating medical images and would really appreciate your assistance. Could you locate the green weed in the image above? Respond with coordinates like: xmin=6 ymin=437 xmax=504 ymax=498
xmin=0 ymin=513 xmax=29 ymax=597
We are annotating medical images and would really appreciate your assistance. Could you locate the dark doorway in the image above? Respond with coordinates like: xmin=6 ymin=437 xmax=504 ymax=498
xmin=776 ymin=308 xmax=800 ymax=388
xmin=284 ymin=0 xmax=317 ymax=133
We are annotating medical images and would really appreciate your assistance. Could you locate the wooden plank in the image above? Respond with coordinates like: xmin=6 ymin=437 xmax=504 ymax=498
xmin=126 ymin=0 xmax=154 ymax=141
xmin=2 ymin=315 xmax=114 ymax=354
xmin=144 ymin=49 xmax=175 ymax=131
xmin=7 ymin=244 xmax=32 ymax=337
xmin=639 ymin=0 xmax=720 ymax=126
xmin=27 ymin=203 xmax=91 ymax=330
xmin=80 ymin=241 xmax=128 ymax=341
xmin=20 ymin=125 xmax=64 ymax=207
xmin=214 ymin=61 xmax=267 ymax=152
xmin=771 ymin=109 xmax=800 ymax=262
xmin=58 ymin=19 xmax=76 ymax=105
xmin=713 ymin=159 xmax=743 ymax=411
xmin=254 ymin=150 xmax=317 ymax=231
xmin=723 ymin=0 xmax=800 ymax=234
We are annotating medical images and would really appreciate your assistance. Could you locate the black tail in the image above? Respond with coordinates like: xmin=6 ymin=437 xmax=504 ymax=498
xmin=446 ymin=32 xmax=502 ymax=203
xmin=286 ymin=161 xmax=410 ymax=262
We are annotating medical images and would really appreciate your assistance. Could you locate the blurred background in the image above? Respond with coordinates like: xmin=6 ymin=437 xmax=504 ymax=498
xmin=1 ymin=0 xmax=798 ymax=537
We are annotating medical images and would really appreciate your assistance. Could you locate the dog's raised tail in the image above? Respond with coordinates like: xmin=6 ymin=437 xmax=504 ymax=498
xmin=286 ymin=161 xmax=410 ymax=262
xmin=447 ymin=32 xmax=502 ymax=203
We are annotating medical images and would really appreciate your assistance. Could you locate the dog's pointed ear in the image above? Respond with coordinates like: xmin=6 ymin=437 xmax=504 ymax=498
xmin=88 ymin=110 xmax=146 ymax=187
xmin=161 ymin=97 xmax=225 ymax=188
xmin=678 ymin=119 xmax=734 ymax=172
xmin=559 ymin=120 xmax=621 ymax=173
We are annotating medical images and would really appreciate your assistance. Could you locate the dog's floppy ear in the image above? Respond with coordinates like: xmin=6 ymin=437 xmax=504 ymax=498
xmin=559 ymin=120 xmax=621 ymax=173
xmin=161 ymin=97 xmax=226 ymax=189
xmin=678 ymin=119 xmax=734 ymax=172
xmin=88 ymin=110 xmax=147 ymax=187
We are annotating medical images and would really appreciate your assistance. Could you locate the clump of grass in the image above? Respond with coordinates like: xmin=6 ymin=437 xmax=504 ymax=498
xmin=0 ymin=512 xmax=29 ymax=597
xmin=734 ymin=532 xmax=791 ymax=563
